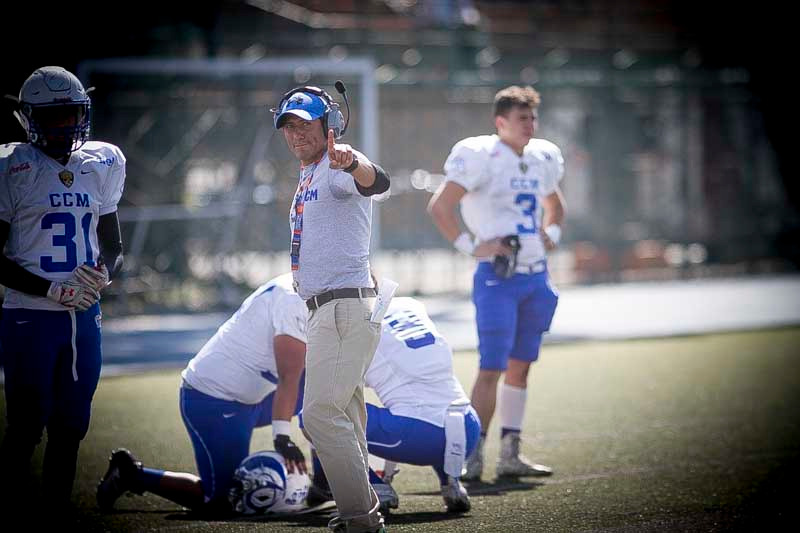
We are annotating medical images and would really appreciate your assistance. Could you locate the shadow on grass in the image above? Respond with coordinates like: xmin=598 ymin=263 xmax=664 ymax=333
xmin=163 ymin=511 xmax=334 ymax=528
xmin=403 ymin=477 xmax=544 ymax=497
xmin=460 ymin=478 xmax=545 ymax=496
xmin=163 ymin=508 xmax=466 ymax=528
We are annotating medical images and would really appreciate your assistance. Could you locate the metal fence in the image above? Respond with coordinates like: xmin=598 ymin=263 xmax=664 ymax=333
xmin=68 ymin=56 xmax=795 ymax=317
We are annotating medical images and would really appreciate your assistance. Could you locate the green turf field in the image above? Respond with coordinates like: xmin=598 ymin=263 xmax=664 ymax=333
xmin=2 ymin=327 xmax=799 ymax=532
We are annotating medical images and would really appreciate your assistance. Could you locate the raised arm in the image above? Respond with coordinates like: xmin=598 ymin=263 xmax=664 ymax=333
xmin=327 ymin=129 xmax=390 ymax=196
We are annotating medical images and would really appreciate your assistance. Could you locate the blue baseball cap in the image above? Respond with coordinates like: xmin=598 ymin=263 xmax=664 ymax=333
xmin=274 ymin=91 xmax=327 ymax=129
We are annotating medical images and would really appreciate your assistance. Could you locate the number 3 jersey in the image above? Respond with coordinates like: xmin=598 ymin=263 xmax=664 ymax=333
xmin=365 ymin=297 xmax=469 ymax=428
xmin=444 ymin=134 xmax=564 ymax=266
xmin=0 ymin=141 xmax=126 ymax=310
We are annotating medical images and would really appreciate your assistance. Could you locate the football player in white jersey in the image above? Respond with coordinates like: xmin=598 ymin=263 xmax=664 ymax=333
xmin=0 ymin=66 xmax=125 ymax=512
xmin=95 ymin=278 xmax=480 ymax=516
xmin=428 ymin=85 xmax=565 ymax=481
xmin=306 ymin=296 xmax=481 ymax=514
xmin=97 ymin=273 xmax=308 ymax=517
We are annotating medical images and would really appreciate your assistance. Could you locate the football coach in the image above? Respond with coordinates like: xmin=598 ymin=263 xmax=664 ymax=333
xmin=273 ymin=84 xmax=390 ymax=533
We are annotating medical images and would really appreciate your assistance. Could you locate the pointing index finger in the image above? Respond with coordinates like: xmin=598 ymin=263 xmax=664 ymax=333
xmin=327 ymin=128 xmax=335 ymax=155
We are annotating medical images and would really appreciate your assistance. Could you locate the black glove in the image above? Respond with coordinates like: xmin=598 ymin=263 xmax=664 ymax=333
xmin=274 ymin=434 xmax=306 ymax=467
xmin=493 ymin=235 xmax=520 ymax=279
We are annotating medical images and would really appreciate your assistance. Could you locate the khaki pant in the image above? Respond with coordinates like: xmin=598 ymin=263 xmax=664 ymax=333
xmin=303 ymin=296 xmax=383 ymax=532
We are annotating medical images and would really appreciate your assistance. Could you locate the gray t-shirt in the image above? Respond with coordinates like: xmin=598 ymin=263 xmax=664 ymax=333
xmin=289 ymin=151 xmax=374 ymax=300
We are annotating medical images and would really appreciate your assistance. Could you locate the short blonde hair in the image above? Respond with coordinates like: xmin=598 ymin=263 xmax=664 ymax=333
xmin=493 ymin=85 xmax=541 ymax=117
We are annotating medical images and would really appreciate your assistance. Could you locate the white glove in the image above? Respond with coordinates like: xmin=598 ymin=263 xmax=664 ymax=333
xmin=47 ymin=279 xmax=100 ymax=311
xmin=73 ymin=263 xmax=110 ymax=292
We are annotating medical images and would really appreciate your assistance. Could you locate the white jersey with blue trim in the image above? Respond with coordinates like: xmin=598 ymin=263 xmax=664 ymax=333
xmin=443 ymin=134 xmax=564 ymax=266
xmin=181 ymin=273 xmax=309 ymax=405
xmin=365 ymin=297 xmax=469 ymax=427
xmin=0 ymin=141 xmax=126 ymax=310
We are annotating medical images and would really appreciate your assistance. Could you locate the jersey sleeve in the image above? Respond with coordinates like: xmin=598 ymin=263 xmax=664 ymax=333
xmin=271 ymin=289 xmax=308 ymax=343
xmin=443 ymin=138 xmax=490 ymax=192
xmin=99 ymin=144 xmax=126 ymax=215
xmin=539 ymin=142 xmax=565 ymax=196
xmin=0 ymin=153 xmax=14 ymax=223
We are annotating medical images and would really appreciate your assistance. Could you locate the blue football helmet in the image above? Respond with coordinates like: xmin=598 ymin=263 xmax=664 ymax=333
xmin=14 ymin=66 xmax=92 ymax=160
xmin=229 ymin=450 xmax=310 ymax=515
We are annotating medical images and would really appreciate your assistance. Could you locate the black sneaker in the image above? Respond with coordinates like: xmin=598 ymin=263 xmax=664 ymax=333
xmin=306 ymin=482 xmax=334 ymax=508
xmin=96 ymin=448 xmax=143 ymax=511
xmin=373 ymin=482 xmax=399 ymax=514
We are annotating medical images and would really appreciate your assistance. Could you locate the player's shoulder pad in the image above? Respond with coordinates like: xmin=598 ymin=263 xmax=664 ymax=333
xmin=267 ymin=274 xmax=306 ymax=306
xmin=0 ymin=142 xmax=34 ymax=162
xmin=270 ymin=272 xmax=298 ymax=294
xmin=447 ymin=136 xmax=495 ymax=182
xmin=80 ymin=141 xmax=127 ymax=169
xmin=451 ymin=135 xmax=496 ymax=158
xmin=526 ymin=138 xmax=563 ymax=160
xmin=387 ymin=296 xmax=419 ymax=312
xmin=0 ymin=143 xmax=36 ymax=177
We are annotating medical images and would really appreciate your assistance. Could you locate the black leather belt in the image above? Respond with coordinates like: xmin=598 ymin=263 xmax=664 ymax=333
xmin=306 ymin=287 xmax=376 ymax=311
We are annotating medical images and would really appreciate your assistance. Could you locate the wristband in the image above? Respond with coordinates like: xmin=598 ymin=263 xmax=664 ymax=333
xmin=272 ymin=419 xmax=292 ymax=440
xmin=343 ymin=157 xmax=359 ymax=173
xmin=544 ymin=224 xmax=562 ymax=245
xmin=453 ymin=232 xmax=475 ymax=256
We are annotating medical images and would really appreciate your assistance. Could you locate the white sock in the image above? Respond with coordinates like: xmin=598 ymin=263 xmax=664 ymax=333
xmin=498 ymin=383 xmax=527 ymax=433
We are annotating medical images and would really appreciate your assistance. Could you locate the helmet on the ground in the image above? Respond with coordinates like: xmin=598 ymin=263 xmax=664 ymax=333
xmin=14 ymin=66 xmax=91 ymax=159
xmin=229 ymin=450 xmax=310 ymax=515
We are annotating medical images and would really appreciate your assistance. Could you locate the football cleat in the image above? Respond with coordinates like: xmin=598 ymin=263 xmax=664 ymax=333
xmin=96 ymin=448 xmax=144 ymax=511
xmin=496 ymin=433 xmax=552 ymax=477
xmin=441 ymin=476 xmax=471 ymax=513
xmin=373 ymin=482 xmax=399 ymax=513
xmin=381 ymin=461 xmax=400 ymax=485
xmin=327 ymin=515 xmax=387 ymax=533
xmin=461 ymin=435 xmax=484 ymax=481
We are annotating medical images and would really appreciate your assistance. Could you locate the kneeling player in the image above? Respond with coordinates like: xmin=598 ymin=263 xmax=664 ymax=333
xmin=96 ymin=273 xmax=308 ymax=517
xmin=96 ymin=282 xmax=478 ymax=515
xmin=305 ymin=296 xmax=481 ymax=513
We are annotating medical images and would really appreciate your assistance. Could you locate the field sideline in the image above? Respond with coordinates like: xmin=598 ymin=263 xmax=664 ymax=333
xmin=2 ymin=327 xmax=799 ymax=532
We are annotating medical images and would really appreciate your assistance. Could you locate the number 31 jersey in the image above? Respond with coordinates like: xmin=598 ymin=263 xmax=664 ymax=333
xmin=443 ymin=134 xmax=564 ymax=266
xmin=0 ymin=141 xmax=126 ymax=310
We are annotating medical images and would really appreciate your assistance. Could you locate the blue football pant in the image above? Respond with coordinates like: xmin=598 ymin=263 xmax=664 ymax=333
xmin=303 ymin=403 xmax=482 ymax=486
xmin=0 ymin=304 xmax=102 ymax=505
xmin=179 ymin=376 xmax=304 ymax=505
xmin=364 ymin=403 xmax=481 ymax=485
xmin=473 ymin=262 xmax=558 ymax=370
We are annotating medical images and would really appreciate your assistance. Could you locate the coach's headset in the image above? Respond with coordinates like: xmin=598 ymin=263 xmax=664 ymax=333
xmin=272 ymin=83 xmax=350 ymax=139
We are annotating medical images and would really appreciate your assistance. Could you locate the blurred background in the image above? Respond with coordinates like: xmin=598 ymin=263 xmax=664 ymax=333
xmin=2 ymin=0 xmax=798 ymax=316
